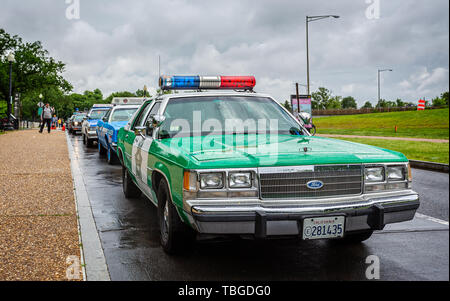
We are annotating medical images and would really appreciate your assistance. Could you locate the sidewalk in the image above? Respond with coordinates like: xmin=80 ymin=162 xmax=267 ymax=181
xmin=318 ymin=134 xmax=449 ymax=143
xmin=0 ymin=130 xmax=81 ymax=280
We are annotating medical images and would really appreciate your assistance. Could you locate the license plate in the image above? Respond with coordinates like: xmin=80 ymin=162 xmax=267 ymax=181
xmin=302 ymin=216 xmax=345 ymax=240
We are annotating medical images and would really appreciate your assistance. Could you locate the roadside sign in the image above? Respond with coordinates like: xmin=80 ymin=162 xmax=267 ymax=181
xmin=37 ymin=102 xmax=44 ymax=108
xmin=291 ymin=95 xmax=312 ymax=116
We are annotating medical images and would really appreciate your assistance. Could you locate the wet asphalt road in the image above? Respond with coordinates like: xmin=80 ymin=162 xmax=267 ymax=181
xmin=68 ymin=134 xmax=449 ymax=281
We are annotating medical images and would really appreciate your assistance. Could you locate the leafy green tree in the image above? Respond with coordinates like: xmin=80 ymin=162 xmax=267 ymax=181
xmin=311 ymin=87 xmax=332 ymax=110
xmin=327 ymin=96 xmax=342 ymax=109
xmin=362 ymin=101 xmax=373 ymax=109
xmin=432 ymin=91 xmax=449 ymax=107
xmin=341 ymin=96 xmax=357 ymax=109
xmin=282 ymin=100 xmax=292 ymax=112
xmin=104 ymin=91 xmax=137 ymax=103
xmin=0 ymin=28 xmax=72 ymax=119
xmin=395 ymin=99 xmax=405 ymax=107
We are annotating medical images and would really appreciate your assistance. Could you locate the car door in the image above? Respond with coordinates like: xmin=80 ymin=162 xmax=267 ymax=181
xmin=98 ymin=109 xmax=111 ymax=147
xmin=123 ymin=101 xmax=154 ymax=169
xmin=131 ymin=102 xmax=161 ymax=202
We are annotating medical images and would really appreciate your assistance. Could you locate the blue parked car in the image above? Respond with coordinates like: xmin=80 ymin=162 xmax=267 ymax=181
xmin=81 ymin=105 xmax=112 ymax=146
xmin=97 ymin=105 xmax=141 ymax=164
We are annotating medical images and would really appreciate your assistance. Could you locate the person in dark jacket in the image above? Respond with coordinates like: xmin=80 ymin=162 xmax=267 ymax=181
xmin=39 ymin=103 xmax=54 ymax=133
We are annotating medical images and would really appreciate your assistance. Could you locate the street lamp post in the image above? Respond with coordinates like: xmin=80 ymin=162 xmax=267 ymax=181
xmin=5 ymin=52 xmax=15 ymax=130
xmin=306 ymin=15 xmax=339 ymax=96
xmin=377 ymin=69 xmax=393 ymax=103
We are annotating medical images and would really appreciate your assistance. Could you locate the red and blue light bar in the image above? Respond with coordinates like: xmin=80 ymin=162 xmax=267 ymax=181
xmin=159 ymin=75 xmax=256 ymax=90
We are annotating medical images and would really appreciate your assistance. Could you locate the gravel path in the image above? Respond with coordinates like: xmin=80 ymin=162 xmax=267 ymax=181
xmin=318 ymin=134 xmax=449 ymax=143
xmin=0 ymin=130 xmax=81 ymax=280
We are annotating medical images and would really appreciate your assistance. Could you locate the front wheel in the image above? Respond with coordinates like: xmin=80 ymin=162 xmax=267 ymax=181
xmin=157 ymin=180 xmax=195 ymax=254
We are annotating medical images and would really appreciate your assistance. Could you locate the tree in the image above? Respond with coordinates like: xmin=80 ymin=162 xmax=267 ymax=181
xmin=311 ymin=87 xmax=332 ymax=110
xmin=375 ymin=99 xmax=396 ymax=108
xmin=0 ymin=28 xmax=72 ymax=119
xmin=0 ymin=28 xmax=72 ymax=118
xmin=341 ymin=96 xmax=357 ymax=109
xmin=104 ymin=91 xmax=137 ymax=103
xmin=395 ymin=99 xmax=405 ymax=107
xmin=362 ymin=101 xmax=373 ymax=109
xmin=327 ymin=96 xmax=342 ymax=109
xmin=432 ymin=91 xmax=449 ymax=107
xmin=282 ymin=100 xmax=292 ymax=112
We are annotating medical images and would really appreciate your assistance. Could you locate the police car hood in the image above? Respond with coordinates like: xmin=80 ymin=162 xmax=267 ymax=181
xmin=158 ymin=134 xmax=407 ymax=168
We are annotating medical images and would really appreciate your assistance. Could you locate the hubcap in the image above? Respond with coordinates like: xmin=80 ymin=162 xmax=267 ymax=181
xmin=161 ymin=200 xmax=169 ymax=242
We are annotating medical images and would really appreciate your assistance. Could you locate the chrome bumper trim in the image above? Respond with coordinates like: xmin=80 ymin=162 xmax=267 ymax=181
xmin=187 ymin=191 xmax=419 ymax=236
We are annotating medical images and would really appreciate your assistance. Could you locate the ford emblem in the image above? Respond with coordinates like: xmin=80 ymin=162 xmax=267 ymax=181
xmin=306 ymin=180 xmax=324 ymax=190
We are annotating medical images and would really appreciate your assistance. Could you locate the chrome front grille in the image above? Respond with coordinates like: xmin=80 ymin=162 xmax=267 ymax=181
xmin=259 ymin=165 xmax=363 ymax=199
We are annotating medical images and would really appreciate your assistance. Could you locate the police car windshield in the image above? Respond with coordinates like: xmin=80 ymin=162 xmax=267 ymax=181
xmin=110 ymin=108 xmax=138 ymax=122
xmin=89 ymin=109 xmax=108 ymax=120
xmin=159 ymin=96 xmax=305 ymax=139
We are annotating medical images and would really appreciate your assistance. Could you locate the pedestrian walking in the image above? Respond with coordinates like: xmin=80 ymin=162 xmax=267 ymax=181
xmin=39 ymin=103 xmax=54 ymax=133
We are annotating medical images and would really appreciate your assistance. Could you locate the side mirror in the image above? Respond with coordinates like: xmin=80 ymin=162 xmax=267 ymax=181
xmin=151 ymin=114 xmax=166 ymax=128
xmin=134 ymin=126 xmax=146 ymax=139
xmin=146 ymin=115 xmax=166 ymax=136
xmin=102 ymin=116 xmax=107 ymax=122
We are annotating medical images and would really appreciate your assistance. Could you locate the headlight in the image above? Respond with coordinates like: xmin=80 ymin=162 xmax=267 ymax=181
xmin=199 ymin=173 xmax=224 ymax=189
xmin=229 ymin=172 xmax=252 ymax=188
xmin=387 ymin=166 xmax=405 ymax=181
xmin=364 ymin=167 xmax=384 ymax=182
xmin=73 ymin=122 xmax=79 ymax=126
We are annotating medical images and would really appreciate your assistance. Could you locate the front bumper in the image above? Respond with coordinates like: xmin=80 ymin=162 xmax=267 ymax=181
xmin=186 ymin=191 xmax=419 ymax=238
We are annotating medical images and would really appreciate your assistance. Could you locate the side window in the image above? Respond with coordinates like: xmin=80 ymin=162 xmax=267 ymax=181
xmin=132 ymin=102 xmax=153 ymax=129
xmin=145 ymin=102 xmax=161 ymax=124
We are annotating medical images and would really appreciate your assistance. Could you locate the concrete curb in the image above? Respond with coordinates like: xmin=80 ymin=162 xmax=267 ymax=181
xmin=410 ymin=160 xmax=449 ymax=173
xmin=66 ymin=132 xmax=111 ymax=281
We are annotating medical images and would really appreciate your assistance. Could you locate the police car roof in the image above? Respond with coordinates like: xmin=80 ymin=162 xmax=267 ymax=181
xmin=157 ymin=90 xmax=272 ymax=102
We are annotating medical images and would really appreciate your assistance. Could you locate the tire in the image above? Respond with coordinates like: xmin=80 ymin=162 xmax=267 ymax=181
xmin=340 ymin=230 xmax=373 ymax=243
xmin=122 ymin=165 xmax=141 ymax=198
xmin=98 ymin=140 xmax=107 ymax=156
xmin=157 ymin=179 xmax=196 ymax=254
xmin=107 ymin=145 xmax=118 ymax=165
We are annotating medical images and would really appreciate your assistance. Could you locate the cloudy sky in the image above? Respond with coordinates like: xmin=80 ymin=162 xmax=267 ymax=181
xmin=1 ymin=0 xmax=448 ymax=106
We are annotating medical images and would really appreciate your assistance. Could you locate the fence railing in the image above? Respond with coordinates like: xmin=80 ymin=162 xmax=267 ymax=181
xmin=312 ymin=106 xmax=447 ymax=116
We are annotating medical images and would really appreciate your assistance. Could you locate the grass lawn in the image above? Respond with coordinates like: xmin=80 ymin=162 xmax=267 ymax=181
xmin=338 ymin=137 xmax=449 ymax=164
xmin=314 ymin=108 xmax=449 ymax=140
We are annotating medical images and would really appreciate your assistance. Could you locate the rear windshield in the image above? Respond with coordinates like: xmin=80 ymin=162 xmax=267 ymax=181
xmin=110 ymin=108 xmax=138 ymax=122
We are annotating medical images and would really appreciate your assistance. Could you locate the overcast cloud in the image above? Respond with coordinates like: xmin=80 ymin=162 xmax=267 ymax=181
xmin=1 ymin=0 xmax=448 ymax=106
